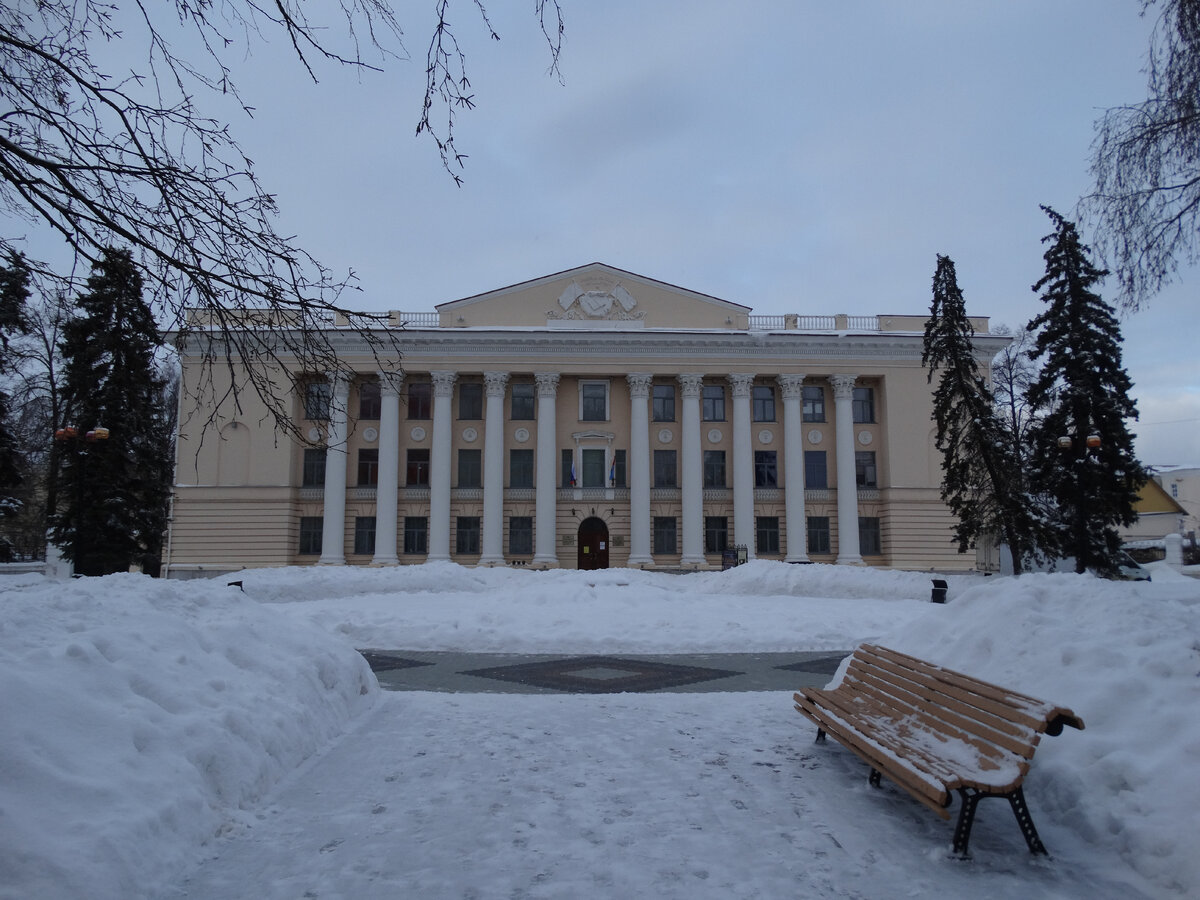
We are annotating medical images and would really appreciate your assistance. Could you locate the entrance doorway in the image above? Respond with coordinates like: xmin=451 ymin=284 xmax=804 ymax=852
xmin=577 ymin=517 xmax=610 ymax=570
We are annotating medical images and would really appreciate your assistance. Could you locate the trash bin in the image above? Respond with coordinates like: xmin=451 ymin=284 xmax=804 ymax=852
xmin=931 ymin=578 xmax=948 ymax=604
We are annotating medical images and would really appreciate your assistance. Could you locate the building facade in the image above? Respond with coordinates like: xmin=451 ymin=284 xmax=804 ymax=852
xmin=165 ymin=263 xmax=1004 ymax=576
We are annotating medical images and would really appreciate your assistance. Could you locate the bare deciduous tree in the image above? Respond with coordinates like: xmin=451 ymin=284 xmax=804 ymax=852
xmin=0 ymin=1 xmax=564 ymax=437
xmin=1086 ymin=0 xmax=1200 ymax=309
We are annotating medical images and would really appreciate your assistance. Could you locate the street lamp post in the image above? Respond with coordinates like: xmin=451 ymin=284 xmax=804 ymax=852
xmin=1058 ymin=432 xmax=1101 ymax=574
xmin=52 ymin=424 xmax=110 ymax=576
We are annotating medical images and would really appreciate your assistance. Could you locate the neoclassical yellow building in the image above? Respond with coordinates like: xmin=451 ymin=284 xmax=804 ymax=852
xmin=164 ymin=263 xmax=1005 ymax=576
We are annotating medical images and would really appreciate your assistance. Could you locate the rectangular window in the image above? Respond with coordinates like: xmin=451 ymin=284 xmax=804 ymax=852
xmin=408 ymin=381 xmax=431 ymax=420
xmin=403 ymin=516 xmax=427 ymax=555
xmin=612 ymin=449 xmax=626 ymax=487
xmin=302 ymin=448 xmax=326 ymax=486
xmin=511 ymin=383 xmax=535 ymax=420
xmin=458 ymin=448 xmax=482 ymax=488
xmin=358 ymin=380 xmax=381 ymax=420
xmin=458 ymin=382 xmax=483 ymax=420
xmin=855 ymin=451 xmax=877 ymax=488
xmin=509 ymin=516 xmax=533 ymax=555
xmin=756 ymin=516 xmax=780 ymax=554
xmin=804 ymin=450 xmax=828 ymax=490
xmin=802 ymin=386 xmax=825 ymax=422
xmin=406 ymin=448 xmax=430 ymax=486
xmin=807 ymin=516 xmax=831 ymax=555
xmin=304 ymin=382 xmax=331 ymax=420
xmin=859 ymin=516 xmax=882 ymax=555
xmin=703 ymin=450 xmax=726 ymax=488
xmin=754 ymin=450 xmax=777 ymax=488
xmin=510 ymin=449 xmax=534 ymax=488
xmin=581 ymin=381 xmax=608 ymax=421
xmin=456 ymin=516 xmax=480 ymax=555
xmin=562 ymin=449 xmax=575 ymax=486
xmin=299 ymin=516 xmax=323 ymax=555
xmin=652 ymin=384 xmax=675 ymax=422
xmin=653 ymin=517 xmax=677 ymax=555
xmin=705 ymin=516 xmax=729 ymax=553
xmin=753 ymin=385 xmax=776 ymax=422
xmin=357 ymin=448 xmax=379 ymax=486
xmin=353 ymin=516 xmax=376 ymax=555
xmin=654 ymin=449 xmax=677 ymax=488
xmin=702 ymin=384 xmax=725 ymax=421
xmin=582 ymin=448 xmax=605 ymax=488
xmin=852 ymin=387 xmax=875 ymax=423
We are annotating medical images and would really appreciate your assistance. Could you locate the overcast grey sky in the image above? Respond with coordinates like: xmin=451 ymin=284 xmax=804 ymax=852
xmin=31 ymin=2 xmax=1200 ymax=465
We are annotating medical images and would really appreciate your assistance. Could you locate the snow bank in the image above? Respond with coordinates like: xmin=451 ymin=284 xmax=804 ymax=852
xmin=0 ymin=574 xmax=377 ymax=900
xmin=880 ymin=566 xmax=1200 ymax=895
xmin=233 ymin=560 xmax=931 ymax=653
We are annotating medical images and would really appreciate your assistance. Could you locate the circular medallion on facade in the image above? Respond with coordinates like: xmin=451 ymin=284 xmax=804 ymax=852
xmin=362 ymin=427 xmax=378 ymax=443
xmin=462 ymin=427 xmax=478 ymax=443
xmin=807 ymin=429 xmax=823 ymax=445
xmin=307 ymin=426 xmax=322 ymax=443
xmin=514 ymin=427 xmax=530 ymax=443
xmin=707 ymin=428 xmax=723 ymax=444
xmin=657 ymin=428 xmax=673 ymax=444
xmin=758 ymin=429 xmax=774 ymax=445
xmin=410 ymin=426 xmax=427 ymax=442
xmin=858 ymin=430 xmax=873 ymax=446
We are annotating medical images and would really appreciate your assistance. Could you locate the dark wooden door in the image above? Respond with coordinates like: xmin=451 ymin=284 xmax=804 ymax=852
xmin=577 ymin=517 xmax=609 ymax=570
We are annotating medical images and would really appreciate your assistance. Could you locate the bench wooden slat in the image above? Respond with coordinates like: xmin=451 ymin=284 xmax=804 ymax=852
xmin=793 ymin=693 xmax=953 ymax=815
xmin=845 ymin=667 xmax=1038 ymax=763
xmin=853 ymin=646 xmax=1055 ymax=736
xmin=862 ymin=645 xmax=1084 ymax=733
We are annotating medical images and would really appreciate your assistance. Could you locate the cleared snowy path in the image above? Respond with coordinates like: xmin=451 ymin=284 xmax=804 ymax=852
xmin=161 ymin=692 xmax=1152 ymax=900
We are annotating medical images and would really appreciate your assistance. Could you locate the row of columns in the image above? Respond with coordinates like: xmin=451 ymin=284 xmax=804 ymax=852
xmin=317 ymin=370 xmax=865 ymax=567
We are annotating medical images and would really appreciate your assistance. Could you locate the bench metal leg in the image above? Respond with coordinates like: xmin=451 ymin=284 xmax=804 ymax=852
xmin=953 ymin=787 xmax=1048 ymax=858
xmin=815 ymin=728 xmax=826 ymax=743
xmin=869 ymin=768 xmax=882 ymax=788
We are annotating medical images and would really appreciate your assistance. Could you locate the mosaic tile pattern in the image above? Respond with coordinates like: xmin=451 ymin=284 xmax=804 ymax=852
xmin=359 ymin=652 xmax=436 ymax=673
xmin=775 ymin=655 xmax=847 ymax=676
xmin=459 ymin=655 xmax=744 ymax=694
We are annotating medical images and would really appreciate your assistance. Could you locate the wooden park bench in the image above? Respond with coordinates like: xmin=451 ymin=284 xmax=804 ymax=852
xmin=792 ymin=643 xmax=1084 ymax=857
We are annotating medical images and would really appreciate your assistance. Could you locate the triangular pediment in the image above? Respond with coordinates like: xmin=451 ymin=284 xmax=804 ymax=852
xmin=435 ymin=263 xmax=751 ymax=330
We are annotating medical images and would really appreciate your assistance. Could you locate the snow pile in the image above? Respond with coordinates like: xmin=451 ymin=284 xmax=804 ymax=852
xmin=883 ymin=565 xmax=1200 ymax=895
xmin=237 ymin=560 xmax=930 ymax=653
xmin=1 ymin=561 xmax=1197 ymax=898
xmin=0 ymin=574 xmax=377 ymax=900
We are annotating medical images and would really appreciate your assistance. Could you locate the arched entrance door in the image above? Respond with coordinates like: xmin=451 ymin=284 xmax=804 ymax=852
xmin=577 ymin=517 xmax=610 ymax=570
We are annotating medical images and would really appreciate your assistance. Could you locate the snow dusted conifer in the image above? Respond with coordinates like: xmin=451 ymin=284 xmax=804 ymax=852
xmin=51 ymin=249 xmax=173 ymax=575
xmin=1026 ymin=208 xmax=1146 ymax=576
xmin=923 ymin=254 xmax=1043 ymax=572
xmin=0 ymin=252 xmax=32 ymax=557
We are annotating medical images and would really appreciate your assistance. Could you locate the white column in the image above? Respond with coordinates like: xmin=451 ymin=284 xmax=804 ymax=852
xmin=371 ymin=371 xmax=403 ymax=565
xmin=479 ymin=371 xmax=509 ymax=566
xmin=679 ymin=374 xmax=706 ymax=566
xmin=318 ymin=373 xmax=350 ymax=565
xmin=533 ymin=373 xmax=560 ymax=567
xmin=427 ymin=371 xmax=457 ymax=562
xmin=830 ymin=374 xmax=863 ymax=565
xmin=778 ymin=374 xmax=809 ymax=563
xmin=729 ymin=373 xmax=756 ymax=560
xmin=626 ymin=373 xmax=653 ymax=566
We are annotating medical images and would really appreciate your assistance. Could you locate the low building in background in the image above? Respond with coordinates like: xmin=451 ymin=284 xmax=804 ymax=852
xmin=165 ymin=263 xmax=1006 ymax=576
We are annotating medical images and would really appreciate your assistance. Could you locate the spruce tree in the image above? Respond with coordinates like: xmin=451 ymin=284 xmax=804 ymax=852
xmin=51 ymin=249 xmax=173 ymax=576
xmin=0 ymin=252 xmax=32 ymax=558
xmin=1026 ymin=208 xmax=1147 ymax=575
xmin=923 ymin=255 xmax=1041 ymax=572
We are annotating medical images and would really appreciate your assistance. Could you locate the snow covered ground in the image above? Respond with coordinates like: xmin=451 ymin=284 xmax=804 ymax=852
xmin=1 ymin=561 xmax=1196 ymax=899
